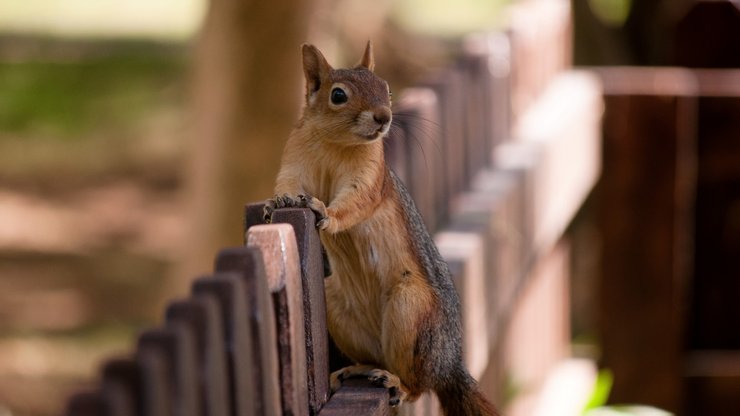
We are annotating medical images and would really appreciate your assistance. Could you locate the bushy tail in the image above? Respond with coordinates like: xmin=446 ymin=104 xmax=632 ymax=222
xmin=436 ymin=376 xmax=499 ymax=416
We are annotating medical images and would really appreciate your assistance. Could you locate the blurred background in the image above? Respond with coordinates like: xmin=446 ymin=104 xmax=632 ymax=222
xmin=1 ymin=0 xmax=738 ymax=415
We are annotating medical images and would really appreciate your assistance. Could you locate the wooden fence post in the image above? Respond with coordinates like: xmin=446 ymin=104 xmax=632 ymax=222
xmin=673 ymin=0 xmax=740 ymax=68
xmin=212 ymin=247 xmax=282 ymax=415
xmin=245 ymin=206 xmax=331 ymax=414
xmin=247 ymin=223 xmax=309 ymax=416
xmin=192 ymin=273 xmax=257 ymax=416
xmin=596 ymin=67 xmax=698 ymax=413
xmin=395 ymin=89 xmax=444 ymax=231
xmin=421 ymin=69 xmax=468 ymax=199
xmin=65 ymin=391 xmax=110 ymax=416
xmin=100 ymin=359 xmax=141 ymax=416
xmin=165 ymin=297 xmax=229 ymax=416
xmin=137 ymin=325 xmax=200 ymax=416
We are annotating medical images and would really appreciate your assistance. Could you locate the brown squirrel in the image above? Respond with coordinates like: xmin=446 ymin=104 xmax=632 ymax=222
xmin=265 ymin=42 xmax=498 ymax=416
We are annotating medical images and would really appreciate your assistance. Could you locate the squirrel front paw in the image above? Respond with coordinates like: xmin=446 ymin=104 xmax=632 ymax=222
xmin=305 ymin=196 xmax=335 ymax=231
xmin=263 ymin=194 xmax=310 ymax=222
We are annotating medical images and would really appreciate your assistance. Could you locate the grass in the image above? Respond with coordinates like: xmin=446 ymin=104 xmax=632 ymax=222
xmin=0 ymin=49 xmax=186 ymax=139
xmin=0 ymin=40 xmax=189 ymax=188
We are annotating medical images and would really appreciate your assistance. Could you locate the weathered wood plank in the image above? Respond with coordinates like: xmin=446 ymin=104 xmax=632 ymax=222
xmin=166 ymin=296 xmax=229 ymax=416
xmin=192 ymin=273 xmax=257 ymax=416
xmin=137 ymin=325 xmax=200 ymax=416
xmin=435 ymin=231 xmax=489 ymax=380
xmin=213 ymin=247 xmax=281 ymax=416
xmin=269 ymin=209 xmax=330 ymax=414
xmin=65 ymin=391 xmax=109 ymax=416
xmin=395 ymin=89 xmax=444 ymax=231
xmin=247 ymin=223 xmax=309 ymax=416
xmin=101 ymin=358 xmax=141 ymax=416
xmin=674 ymin=0 xmax=740 ymax=68
xmin=596 ymin=67 xmax=698 ymax=413
xmin=319 ymin=379 xmax=390 ymax=416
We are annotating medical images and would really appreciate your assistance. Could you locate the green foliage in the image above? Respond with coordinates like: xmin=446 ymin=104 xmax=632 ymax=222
xmin=582 ymin=368 xmax=674 ymax=416
xmin=0 ymin=51 xmax=184 ymax=139
xmin=583 ymin=368 xmax=614 ymax=412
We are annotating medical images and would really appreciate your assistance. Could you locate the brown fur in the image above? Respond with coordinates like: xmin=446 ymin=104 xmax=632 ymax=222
xmin=269 ymin=42 xmax=497 ymax=415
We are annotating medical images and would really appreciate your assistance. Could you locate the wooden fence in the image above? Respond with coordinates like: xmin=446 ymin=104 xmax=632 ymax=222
xmin=63 ymin=0 xmax=605 ymax=414
xmin=595 ymin=1 xmax=740 ymax=414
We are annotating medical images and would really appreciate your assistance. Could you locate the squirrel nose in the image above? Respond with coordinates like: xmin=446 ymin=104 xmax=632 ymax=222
xmin=373 ymin=109 xmax=391 ymax=126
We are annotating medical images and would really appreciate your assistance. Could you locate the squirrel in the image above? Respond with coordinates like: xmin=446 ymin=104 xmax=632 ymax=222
xmin=264 ymin=42 xmax=498 ymax=416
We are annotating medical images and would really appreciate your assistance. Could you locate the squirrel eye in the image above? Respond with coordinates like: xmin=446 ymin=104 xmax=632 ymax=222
xmin=331 ymin=87 xmax=348 ymax=105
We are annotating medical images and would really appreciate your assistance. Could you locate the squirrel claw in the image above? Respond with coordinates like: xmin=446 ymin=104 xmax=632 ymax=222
xmin=263 ymin=199 xmax=276 ymax=223
xmin=330 ymin=366 xmax=407 ymax=407
xmin=367 ymin=369 xmax=407 ymax=407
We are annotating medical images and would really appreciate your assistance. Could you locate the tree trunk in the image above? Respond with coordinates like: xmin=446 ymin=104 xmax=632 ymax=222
xmin=178 ymin=0 xmax=314 ymax=290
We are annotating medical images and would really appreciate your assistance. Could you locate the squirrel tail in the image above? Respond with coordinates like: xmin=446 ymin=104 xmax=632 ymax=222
xmin=436 ymin=372 xmax=499 ymax=416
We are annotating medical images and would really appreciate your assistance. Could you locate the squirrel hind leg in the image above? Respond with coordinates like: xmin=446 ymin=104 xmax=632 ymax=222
xmin=330 ymin=364 xmax=409 ymax=407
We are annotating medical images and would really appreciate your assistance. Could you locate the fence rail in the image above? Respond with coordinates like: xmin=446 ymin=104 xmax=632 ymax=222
xmin=63 ymin=0 xmax=608 ymax=414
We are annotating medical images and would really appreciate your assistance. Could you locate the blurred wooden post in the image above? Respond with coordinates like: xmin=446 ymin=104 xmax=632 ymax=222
xmin=135 ymin=348 xmax=171 ymax=416
xmin=683 ymin=70 xmax=740 ymax=415
xmin=192 ymin=274 xmax=257 ymax=416
xmin=247 ymin=224 xmax=309 ymax=416
xmin=101 ymin=359 xmax=142 ymax=416
xmin=422 ymin=69 xmax=468 ymax=198
xmin=65 ymin=391 xmax=110 ymax=416
xmin=395 ymin=89 xmax=443 ymax=231
xmin=137 ymin=325 xmax=201 ymax=416
xmin=213 ymin=247 xmax=282 ymax=415
xmin=673 ymin=0 xmax=740 ymax=68
xmin=435 ymin=232 xmax=489 ymax=380
xmin=165 ymin=297 xmax=229 ymax=416
xmin=596 ymin=67 xmax=698 ymax=413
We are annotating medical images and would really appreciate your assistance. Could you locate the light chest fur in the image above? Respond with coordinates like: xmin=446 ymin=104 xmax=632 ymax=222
xmin=276 ymin=128 xmax=435 ymax=369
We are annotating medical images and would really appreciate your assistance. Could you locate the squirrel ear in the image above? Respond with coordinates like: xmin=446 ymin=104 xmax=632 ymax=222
xmin=302 ymin=44 xmax=332 ymax=96
xmin=358 ymin=40 xmax=375 ymax=72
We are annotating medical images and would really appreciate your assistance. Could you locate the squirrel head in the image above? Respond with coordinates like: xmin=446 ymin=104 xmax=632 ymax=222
xmin=300 ymin=41 xmax=392 ymax=145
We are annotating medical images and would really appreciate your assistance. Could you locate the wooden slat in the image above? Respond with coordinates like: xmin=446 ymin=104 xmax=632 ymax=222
xmin=65 ymin=391 xmax=109 ymax=416
xmin=192 ymin=273 xmax=257 ymax=416
xmin=462 ymin=31 xmax=512 ymax=153
xmin=166 ymin=297 xmax=229 ymax=416
xmin=507 ymin=0 xmax=571 ymax=123
xmin=395 ymin=89 xmax=443 ymax=230
xmin=596 ymin=67 xmax=698 ymax=413
xmin=422 ymin=69 xmax=468 ymax=198
xmin=138 ymin=325 xmax=200 ymax=416
xmin=509 ymin=71 xmax=602 ymax=257
xmin=244 ymin=208 xmax=331 ymax=414
xmin=458 ymin=51 xmax=492 ymax=181
xmin=385 ymin=110 xmax=410 ymax=187
xmin=504 ymin=242 xmax=571 ymax=416
xmin=270 ymin=209 xmax=330 ymax=413
xmin=435 ymin=231 xmax=489 ymax=380
xmin=318 ymin=379 xmax=390 ymax=416
xmin=673 ymin=0 xmax=740 ymax=68
xmin=213 ymin=247 xmax=281 ymax=415
xmin=247 ymin=223 xmax=309 ymax=416
xmin=101 ymin=358 xmax=141 ymax=416
xmin=135 ymin=347 xmax=171 ymax=416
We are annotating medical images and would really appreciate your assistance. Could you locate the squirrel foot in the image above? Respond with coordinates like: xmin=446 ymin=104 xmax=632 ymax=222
xmin=263 ymin=194 xmax=310 ymax=222
xmin=264 ymin=194 xmax=334 ymax=231
xmin=330 ymin=365 xmax=408 ymax=407
xmin=305 ymin=196 xmax=332 ymax=230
